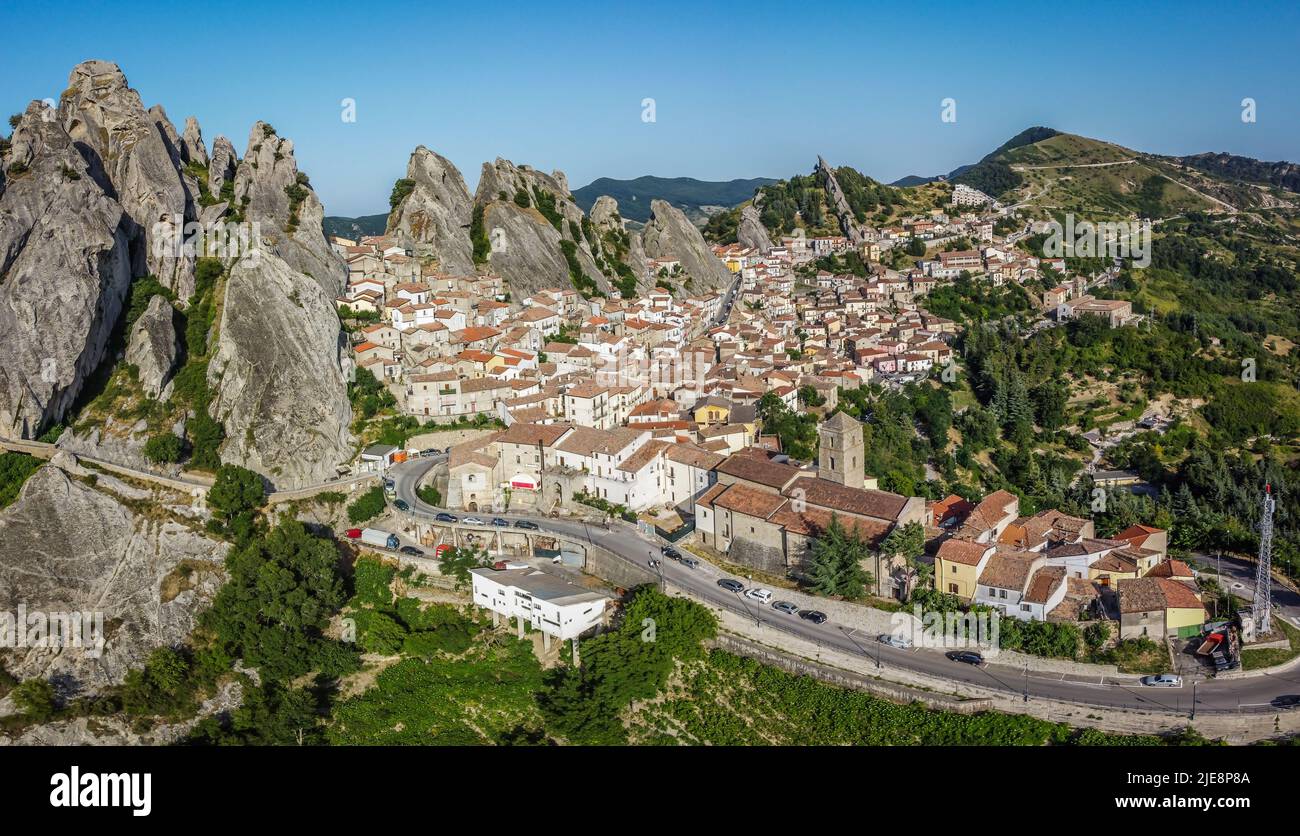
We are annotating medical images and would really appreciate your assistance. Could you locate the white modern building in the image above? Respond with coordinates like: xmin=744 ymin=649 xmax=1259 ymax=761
xmin=470 ymin=567 xmax=608 ymax=644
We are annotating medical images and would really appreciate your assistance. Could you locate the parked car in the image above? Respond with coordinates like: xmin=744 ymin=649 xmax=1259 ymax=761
xmin=513 ymin=520 xmax=539 ymax=530
xmin=398 ymin=546 xmax=424 ymax=556
xmin=491 ymin=518 xmax=511 ymax=527
xmin=435 ymin=512 xmax=458 ymax=523
xmin=771 ymin=600 xmax=799 ymax=615
xmin=1140 ymin=674 xmax=1183 ymax=688
xmin=394 ymin=499 xmax=410 ymax=512
xmin=462 ymin=516 xmax=485 ymax=526
xmin=343 ymin=528 xmax=362 ymax=540
xmin=946 ymin=650 xmax=984 ymax=666
xmin=661 ymin=546 xmax=682 ymax=560
xmin=798 ymin=610 xmax=828 ymax=624
xmin=744 ymin=587 xmax=773 ymax=603
xmin=877 ymin=633 xmax=913 ymax=649
xmin=1270 ymin=695 xmax=1300 ymax=708
xmin=679 ymin=557 xmax=700 ymax=569
xmin=717 ymin=578 xmax=745 ymax=593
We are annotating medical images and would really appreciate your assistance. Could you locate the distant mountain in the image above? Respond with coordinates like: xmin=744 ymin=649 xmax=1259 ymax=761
xmin=323 ymin=213 xmax=389 ymax=239
xmin=571 ymin=176 xmax=776 ymax=224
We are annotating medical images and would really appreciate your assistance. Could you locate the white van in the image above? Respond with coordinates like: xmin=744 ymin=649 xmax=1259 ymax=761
xmin=744 ymin=587 xmax=774 ymax=603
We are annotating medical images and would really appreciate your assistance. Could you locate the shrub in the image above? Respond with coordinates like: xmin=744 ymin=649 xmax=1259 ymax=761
xmin=143 ymin=433 xmax=183 ymax=464
xmin=347 ymin=486 xmax=386 ymax=525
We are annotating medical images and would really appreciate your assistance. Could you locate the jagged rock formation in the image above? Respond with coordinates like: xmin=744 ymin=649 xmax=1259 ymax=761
xmin=482 ymin=200 xmax=606 ymax=299
xmin=385 ymin=145 xmax=475 ymax=275
xmin=208 ymin=134 xmax=236 ymax=198
xmin=231 ymin=122 xmax=343 ymax=294
xmin=589 ymin=195 xmax=648 ymax=294
xmin=816 ymin=155 xmax=865 ymax=245
xmin=206 ymin=251 xmax=353 ymax=489
xmin=0 ymin=102 xmax=133 ymax=438
xmin=0 ymin=466 xmax=228 ymax=691
xmin=59 ymin=61 xmax=197 ymax=296
xmin=125 ymin=294 xmax=179 ymax=398
xmin=181 ymin=116 xmax=208 ymax=167
xmin=640 ymin=199 xmax=732 ymax=291
xmin=476 ymin=158 xmax=587 ymax=231
xmin=475 ymin=158 xmax=608 ymax=297
xmin=736 ymin=203 xmax=773 ymax=251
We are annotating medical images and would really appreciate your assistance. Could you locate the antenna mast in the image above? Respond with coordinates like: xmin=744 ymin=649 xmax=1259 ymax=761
xmin=1252 ymin=484 xmax=1275 ymax=635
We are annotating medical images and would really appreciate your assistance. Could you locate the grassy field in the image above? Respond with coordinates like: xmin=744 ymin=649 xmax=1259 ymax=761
xmin=1241 ymin=617 xmax=1300 ymax=671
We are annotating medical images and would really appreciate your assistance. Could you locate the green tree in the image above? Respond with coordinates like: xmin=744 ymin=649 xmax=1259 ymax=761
xmin=208 ymin=464 xmax=265 ymax=522
xmin=12 ymin=678 xmax=57 ymax=721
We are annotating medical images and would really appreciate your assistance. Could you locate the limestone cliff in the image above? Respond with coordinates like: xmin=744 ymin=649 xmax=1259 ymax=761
xmin=0 ymin=465 xmax=228 ymax=691
xmin=206 ymin=250 xmax=353 ymax=489
xmin=0 ymin=102 xmax=133 ymax=438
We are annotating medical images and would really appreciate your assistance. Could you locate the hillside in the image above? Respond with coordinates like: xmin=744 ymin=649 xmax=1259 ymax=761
xmin=324 ymin=213 xmax=389 ymax=239
xmin=703 ymin=159 xmax=945 ymax=244
xmin=571 ymin=175 xmax=776 ymax=224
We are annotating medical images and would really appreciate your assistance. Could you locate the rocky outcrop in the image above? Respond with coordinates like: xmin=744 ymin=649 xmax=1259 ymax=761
xmin=0 ymin=466 xmax=228 ymax=691
xmin=816 ymin=155 xmax=864 ymax=245
xmin=231 ymin=122 xmax=343 ymax=294
xmin=59 ymin=61 xmax=196 ymax=296
xmin=206 ymin=250 xmax=353 ymax=490
xmin=736 ymin=204 xmax=773 ymax=252
xmin=476 ymin=158 xmax=587 ymax=232
xmin=640 ymin=199 xmax=732 ymax=291
xmin=386 ymin=145 xmax=475 ymax=275
xmin=481 ymin=200 xmax=606 ymax=299
xmin=125 ymin=294 xmax=179 ymax=398
xmin=589 ymin=196 xmax=648 ymax=294
xmin=475 ymin=158 xmax=611 ymax=296
xmin=208 ymin=134 xmax=236 ymax=199
xmin=0 ymin=103 xmax=133 ymax=438
xmin=181 ymin=116 xmax=208 ymax=167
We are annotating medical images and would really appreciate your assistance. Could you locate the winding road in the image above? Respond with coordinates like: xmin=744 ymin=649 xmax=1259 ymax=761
xmin=390 ymin=458 xmax=1300 ymax=716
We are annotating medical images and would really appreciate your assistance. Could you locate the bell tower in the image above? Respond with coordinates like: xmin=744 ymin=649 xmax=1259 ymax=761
xmin=818 ymin=410 xmax=864 ymax=489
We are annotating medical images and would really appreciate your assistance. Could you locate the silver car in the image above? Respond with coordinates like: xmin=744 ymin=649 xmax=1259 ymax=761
xmin=877 ymin=633 xmax=913 ymax=649
xmin=1140 ymin=674 xmax=1183 ymax=687
xmin=771 ymin=600 xmax=799 ymax=615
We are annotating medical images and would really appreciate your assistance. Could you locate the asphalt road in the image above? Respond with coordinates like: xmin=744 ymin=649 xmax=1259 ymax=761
xmin=389 ymin=457 xmax=1300 ymax=715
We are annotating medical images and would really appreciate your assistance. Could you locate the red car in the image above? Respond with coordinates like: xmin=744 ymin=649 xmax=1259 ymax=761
xmin=343 ymin=528 xmax=362 ymax=539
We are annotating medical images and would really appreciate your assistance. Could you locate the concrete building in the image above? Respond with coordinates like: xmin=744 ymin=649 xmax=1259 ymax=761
xmin=470 ymin=567 xmax=608 ymax=647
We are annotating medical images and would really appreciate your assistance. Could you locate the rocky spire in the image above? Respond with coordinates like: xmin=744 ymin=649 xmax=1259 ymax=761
xmin=641 ymin=199 xmax=733 ymax=292
xmin=181 ymin=116 xmax=208 ymax=168
xmin=736 ymin=203 xmax=773 ymax=252
xmin=231 ymin=120 xmax=344 ymax=294
xmin=386 ymin=145 xmax=476 ymax=275
xmin=59 ymin=60 xmax=196 ymax=296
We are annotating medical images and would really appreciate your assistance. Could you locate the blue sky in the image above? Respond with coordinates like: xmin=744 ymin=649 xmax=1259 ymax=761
xmin=3 ymin=0 xmax=1297 ymax=216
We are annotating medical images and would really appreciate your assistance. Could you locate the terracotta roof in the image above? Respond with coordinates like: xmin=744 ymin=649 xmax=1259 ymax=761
xmin=978 ymin=552 xmax=1039 ymax=591
xmin=716 ymin=452 xmax=804 ymax=491
xmin=712 ymin=483 xmax=788 ymax=520
xmin=1023 ymin=567 xmax=1067 ymax=605
xmin=616 ymin=441 xmax=670 ymax=473
xmin=496 ymin=422 xmax=572 ymax=447
xmin=783 ymin=477 xmax=909 ymax=523
xmin=1119 ymin=577 xmax=1203 ymax=613
xmin=936 ymin=538 xmax=991 ymax=567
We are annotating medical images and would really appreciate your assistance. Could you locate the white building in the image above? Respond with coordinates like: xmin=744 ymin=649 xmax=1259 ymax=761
xmin=470 ymin=567 xmax=608 ymax=643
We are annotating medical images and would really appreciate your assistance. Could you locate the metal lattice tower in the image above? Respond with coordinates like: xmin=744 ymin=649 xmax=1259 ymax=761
xmin=1252 ymin=484 xmax=1276 ymax=635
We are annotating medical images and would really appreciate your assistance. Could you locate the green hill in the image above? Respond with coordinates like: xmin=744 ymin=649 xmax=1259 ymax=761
xmin=323 ymin=213 xmax=389 ymax=239
xmin=571 ymin=176 xmax=776 ymax=223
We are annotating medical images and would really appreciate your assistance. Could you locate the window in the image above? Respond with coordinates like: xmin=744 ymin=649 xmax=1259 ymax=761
xmin=999 ymin=589 xmax=1006 ymax=599
xmin=948 ymin=583 xmax=959 ymax=594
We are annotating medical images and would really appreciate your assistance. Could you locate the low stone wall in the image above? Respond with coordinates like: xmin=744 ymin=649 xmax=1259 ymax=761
xmin=992 ymin=649 xmax=1120 ymax=678
xmin=586 ymin=543 xmax=659 ymax=590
